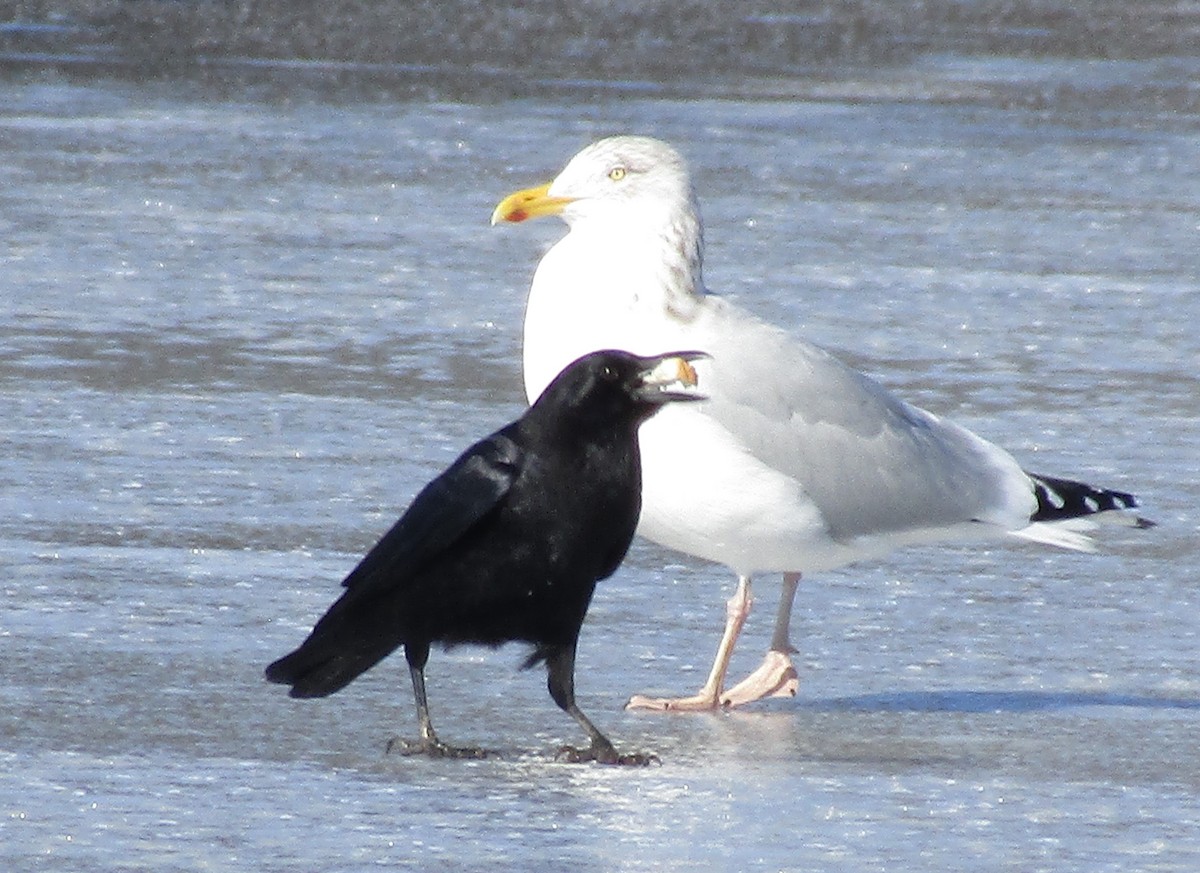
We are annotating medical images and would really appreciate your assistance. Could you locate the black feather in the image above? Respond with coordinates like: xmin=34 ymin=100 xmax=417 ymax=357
xmin=1026 ymin=471 xmax=1148 ymax=524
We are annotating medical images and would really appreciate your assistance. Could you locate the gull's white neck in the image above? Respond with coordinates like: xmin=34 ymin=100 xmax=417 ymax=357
xmin=522 ymin=208 xmax=704 ymax=402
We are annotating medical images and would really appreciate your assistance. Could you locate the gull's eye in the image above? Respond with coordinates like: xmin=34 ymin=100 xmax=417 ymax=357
xmin=607 ymin=166 xmax=627 ymax=182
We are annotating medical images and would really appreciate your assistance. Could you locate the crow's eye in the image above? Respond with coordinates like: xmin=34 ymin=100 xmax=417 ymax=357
xmin=607 ymin=166 xmax=627 ymax=182
xmin=601 ymin=365 xmax=618 ymax=381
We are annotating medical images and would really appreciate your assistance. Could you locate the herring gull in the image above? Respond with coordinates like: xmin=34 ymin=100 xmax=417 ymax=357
xmin=491 ymin=135 xmax=1150 ymax=711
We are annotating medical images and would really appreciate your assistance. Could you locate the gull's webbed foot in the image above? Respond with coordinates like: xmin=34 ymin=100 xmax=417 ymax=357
xmin=719 ymin=649 xmax=799 ymax=709
xmin=625 ymin=689 xmax=722 ymax=712
xmin=626 ymin=649 xmax=798 ymax=712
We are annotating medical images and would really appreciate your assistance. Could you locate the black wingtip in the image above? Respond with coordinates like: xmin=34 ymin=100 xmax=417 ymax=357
xmin=1026 ymin=471 xmax=1145 ymax=523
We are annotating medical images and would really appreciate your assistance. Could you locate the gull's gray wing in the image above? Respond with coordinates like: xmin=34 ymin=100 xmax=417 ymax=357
xmin=692 ymin=297 xmax=1035 ymax=541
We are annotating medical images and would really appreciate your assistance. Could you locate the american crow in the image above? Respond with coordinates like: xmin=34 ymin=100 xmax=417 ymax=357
xmin=492 ymin=134 xmax=1151 ymax=711
xmin=266 ymin=349 xmax=705 ymax=764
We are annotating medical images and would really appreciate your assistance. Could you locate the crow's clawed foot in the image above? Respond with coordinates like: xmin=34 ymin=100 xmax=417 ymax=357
xmin=555 ymin=741 xmax=659 ymax=766
xmin=385 ymin=736 xmax=489 ymax=759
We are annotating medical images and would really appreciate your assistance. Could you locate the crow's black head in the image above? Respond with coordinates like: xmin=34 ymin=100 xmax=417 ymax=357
xmin=530 ymin=349 xmax=707 ymax=431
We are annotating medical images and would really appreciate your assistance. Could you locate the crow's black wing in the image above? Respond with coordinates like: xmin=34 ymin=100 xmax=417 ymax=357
xmin=265 ymin=429 xmax=525 ymax=697
xmin=340 ymin=429 xmax=524 ymax=595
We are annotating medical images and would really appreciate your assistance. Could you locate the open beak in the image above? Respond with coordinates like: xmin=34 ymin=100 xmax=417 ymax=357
xmin=637 ymin=351 xmax=709 ymax=404
xmin=490 ymin=181 xmax=575 ymax=225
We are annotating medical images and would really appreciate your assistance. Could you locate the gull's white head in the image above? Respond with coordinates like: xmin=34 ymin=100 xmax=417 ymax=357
xmin=492 ymin=135 xmax=710 ymax=400
xmin=492 ymin=135 xmax=700 ymax=234
xmin=546 ymin=136 xmax=696 ymax=226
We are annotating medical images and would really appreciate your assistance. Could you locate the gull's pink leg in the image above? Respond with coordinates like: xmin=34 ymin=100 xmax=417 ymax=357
xmin=720 ymin=573 xmax=801 ymax=708
xmin=626 ymin=575 xmax=753 ymax=712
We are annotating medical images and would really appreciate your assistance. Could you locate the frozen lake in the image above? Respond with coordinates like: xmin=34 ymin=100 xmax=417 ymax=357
xmin=2 ymin=48 xmax=1199 ymax=872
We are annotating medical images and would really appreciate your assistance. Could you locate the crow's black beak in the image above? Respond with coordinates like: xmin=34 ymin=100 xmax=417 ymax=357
xmin=636 ymin=351 xmax=709 ymax=404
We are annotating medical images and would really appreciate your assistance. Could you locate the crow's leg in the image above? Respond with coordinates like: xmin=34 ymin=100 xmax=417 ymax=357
xmin=546 ymin=642 xmax=656 ymax=766
xmin=386 ymin=640 xmax=487 ymax=759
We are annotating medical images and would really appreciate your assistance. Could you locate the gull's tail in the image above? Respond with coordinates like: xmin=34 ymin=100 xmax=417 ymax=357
xmin=1010 ymin=471 xmax=1154 ymax=552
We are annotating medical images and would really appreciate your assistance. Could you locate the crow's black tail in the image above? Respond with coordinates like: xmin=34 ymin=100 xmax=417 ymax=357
xmin=1026 ymin=472 xmax=1153 ymax=527
xmin=265 ymin=635 xmax=399 ymax=698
